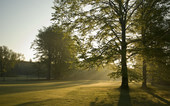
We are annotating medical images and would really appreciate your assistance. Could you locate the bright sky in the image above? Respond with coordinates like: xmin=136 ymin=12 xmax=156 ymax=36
xmin=0 ymin=0 xmax=54 ymax=61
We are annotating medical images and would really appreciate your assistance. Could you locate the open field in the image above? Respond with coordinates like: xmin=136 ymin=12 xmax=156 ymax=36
xmin=0 ymin=80 xmax=170 ymax=106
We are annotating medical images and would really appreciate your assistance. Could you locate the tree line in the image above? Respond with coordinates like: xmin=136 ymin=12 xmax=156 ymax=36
xmin=0 ymin=46 xmax=24 ymax=81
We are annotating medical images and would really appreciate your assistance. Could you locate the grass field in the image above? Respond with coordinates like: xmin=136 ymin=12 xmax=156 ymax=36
xmin=0 ymin=80 xmax=170 ymax=106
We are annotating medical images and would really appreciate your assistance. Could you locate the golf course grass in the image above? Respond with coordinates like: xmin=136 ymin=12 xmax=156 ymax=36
xmin=0 ymin=80 xmax=169 ymax=106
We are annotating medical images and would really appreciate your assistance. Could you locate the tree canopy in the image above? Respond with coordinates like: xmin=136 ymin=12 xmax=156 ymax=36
xmin=0 ymin=46 xmax=24 ymax=80
xmin=31 ymin=25 xmax=77 ymax=79
xmin=52 ymin=0 xmax=146 ymax=88
xmin=52 ymin=0 xmax=170 ymax=88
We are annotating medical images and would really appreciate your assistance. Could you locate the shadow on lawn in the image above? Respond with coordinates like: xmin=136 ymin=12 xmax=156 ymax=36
xmin=118 ymin=88 xmax=132 ymax=106
xmin=17 ymin=98 xmax=78 ymax=106
xmin=16 ymin=99 xmax=61 ymax=106
xmin=144 ymin=87 xmax=170 ymax=105
xmin=90 ymin=88 xmax=132 ymax=106
xmin=90 ymin=87 xmax=169 ymax=106
xmin=0 ymin=80 xmax=100 ymax=95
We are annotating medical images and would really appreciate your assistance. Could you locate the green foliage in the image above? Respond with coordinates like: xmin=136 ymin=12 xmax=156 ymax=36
xmin=108 ymin=71 xmax=122 ymax=80
xmin=52 ymin=0 xmax=141 ymax=62
xmin=52 ymin=0 xmax=144 ymax=86
xmin=128 ymin=68 xmax=142 ymax=82
xmin=108 ymin=65 xmax=142 ymax=82
xmin=134 ymin=0 xmax=170 ymax=84
xmin=51 ymin=0 xmax=170 ymax=86
xmin=31 ymin=25 xmax=77 ymax=79
xmin=0 ymin=46 xmax=24 ymax=79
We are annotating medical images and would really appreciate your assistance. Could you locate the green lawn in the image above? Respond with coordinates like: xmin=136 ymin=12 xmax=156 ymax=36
xmin=0 ymin=80 xmax=169 ymax=106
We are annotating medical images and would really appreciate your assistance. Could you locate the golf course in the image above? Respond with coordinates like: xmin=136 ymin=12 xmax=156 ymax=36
xmin=0 ymin=80 xmax=169 ymax=106
xmin=0 ymin=0 xmax=170 ymax=106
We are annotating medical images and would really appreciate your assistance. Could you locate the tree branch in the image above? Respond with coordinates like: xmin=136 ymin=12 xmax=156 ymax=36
xmin=127 ymin=0 xmax=143 ymax=23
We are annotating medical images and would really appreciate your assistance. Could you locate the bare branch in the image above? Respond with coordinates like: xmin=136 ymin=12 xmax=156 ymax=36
xmin=108 ymin=24 xmax=122 ymax=44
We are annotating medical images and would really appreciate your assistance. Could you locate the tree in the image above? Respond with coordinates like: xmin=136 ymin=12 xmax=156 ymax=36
xmin=134 ymin=0 xmax=170 ymax=87
xmin=0 ymin=46 xmax=24 ymax=81
xmin=52 ymin=0 xmax=143 ymax=89
xmin=32 ymin=25 xmax=77 ymax=80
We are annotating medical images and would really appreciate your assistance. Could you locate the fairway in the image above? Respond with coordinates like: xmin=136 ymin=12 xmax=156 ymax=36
xmin=0 ymin=80 xmax=170 ymax=106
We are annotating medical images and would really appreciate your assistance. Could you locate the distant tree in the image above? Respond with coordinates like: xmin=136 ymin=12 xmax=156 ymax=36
xmin=0 ymin=46 xmax=24 ymax=81
xmin=31 ymin=25 xmax=77 ymax=80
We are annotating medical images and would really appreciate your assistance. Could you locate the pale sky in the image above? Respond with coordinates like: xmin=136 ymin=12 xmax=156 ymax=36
xmin=0 ymin=0 xmax=54 ymax=61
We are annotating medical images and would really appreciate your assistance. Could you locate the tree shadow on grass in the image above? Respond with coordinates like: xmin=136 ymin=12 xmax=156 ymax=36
xmin=16 ymin=98 xmax=73 ymax=106
xmin=16 ymin=99 xmax=55 ymax=106
xmin=90 ymin=87 xmax=169 ymax=106
xmin=90 ymin=88 xmax=132 ymax=106
xmin=0 ymin=80 xmax=100 ymax=95
xmin=90 ymin=98 xmax=113 ymax=106
xmin=143 ymin=87 xmax=170 ymax=105
xmin=118 ymin=88 xmax=132 ymax=106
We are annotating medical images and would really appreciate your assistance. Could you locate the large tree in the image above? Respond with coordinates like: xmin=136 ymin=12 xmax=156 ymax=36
xmin=52 ymin=0 xmax=143 ymax=89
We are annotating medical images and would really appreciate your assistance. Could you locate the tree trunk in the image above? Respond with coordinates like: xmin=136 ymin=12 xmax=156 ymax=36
xmin=141 ymin=0 xmax=147 ymax=88
xmin=142 ymin=60 xmax=147 ymax=88
xmin=54 ymin=60 xmax=58 ymax=79
xmin=3 ymin=70 xmax=6 ymax=81
xmin=48 ymin=60 xmax=51 ymax=80
xmin=37 ymin=68 xmax=40 ymax=80
xmin=120 ymin=21 xmax=129 ymax=89
xmin=0 ymin=62 xmax=2 ymax=77
xmin=47 ymin=52 xmax=52 ymax=80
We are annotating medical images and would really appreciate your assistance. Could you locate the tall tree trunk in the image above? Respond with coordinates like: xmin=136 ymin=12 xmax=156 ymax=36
xmin=121 ymin=21 xmax=129 ymax=89
xmin=142 ymin=60 xmax=147 ymax=88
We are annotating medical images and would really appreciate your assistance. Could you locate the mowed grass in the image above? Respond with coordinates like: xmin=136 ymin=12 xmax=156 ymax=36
xmin=0 ymin=80 xmax=170 ymax=106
